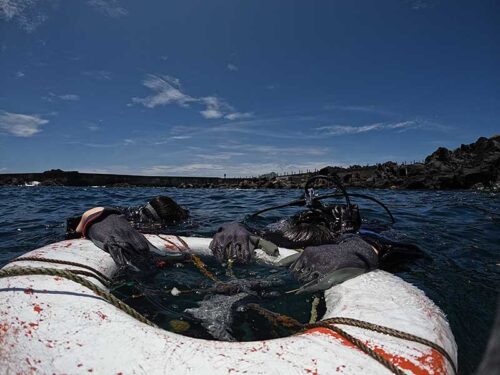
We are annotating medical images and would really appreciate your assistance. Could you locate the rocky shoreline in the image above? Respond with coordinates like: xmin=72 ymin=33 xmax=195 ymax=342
xmin=1 ymin=135 xmax=499 ymax=190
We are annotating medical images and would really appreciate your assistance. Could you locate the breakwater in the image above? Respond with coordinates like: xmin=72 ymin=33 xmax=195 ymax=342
xmin=1 ymin=135 xmax=499 ymax=190
xmin=0 ymin=170 xmax=242 ymax=188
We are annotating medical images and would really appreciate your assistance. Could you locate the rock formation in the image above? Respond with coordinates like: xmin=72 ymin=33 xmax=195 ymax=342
xmin=1 ymin=135 xmax=498 ymax=190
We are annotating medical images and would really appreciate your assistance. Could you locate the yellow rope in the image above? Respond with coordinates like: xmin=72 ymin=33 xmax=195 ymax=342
xmin=309 ymin=296 xmax=320 ymax=323
xmin=191 ymin=255 xmax=219 ymax=282
xmin=246 ymin=304 xmax=457 ymax=375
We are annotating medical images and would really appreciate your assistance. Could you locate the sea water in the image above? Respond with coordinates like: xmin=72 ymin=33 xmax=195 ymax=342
xmin=0 ymin=186 xmax=498 ymax=374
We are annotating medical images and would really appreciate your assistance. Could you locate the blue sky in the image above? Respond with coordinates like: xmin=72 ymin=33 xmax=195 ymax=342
xmin=0 ymin=0 xmax=498 ymax=177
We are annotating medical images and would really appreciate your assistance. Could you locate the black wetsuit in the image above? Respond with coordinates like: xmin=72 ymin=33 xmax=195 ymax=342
xmin=258 ymin=221 xmax=421 ymax=272
xmin=82 ymin=208 xmax=184 ymax=272
xmin=287 ymin=233 xmax=379 ymax=293
xmin=66 ymin=204 xmax=178 ymax=240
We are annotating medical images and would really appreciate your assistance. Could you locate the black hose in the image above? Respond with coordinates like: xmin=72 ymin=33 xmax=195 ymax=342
xmin=304 ymin=175 xmax=351 ymax=207
xmin=251 ymin=199 xmax=306 ymax=217
xmin=251 ymin=192 xmax=395 ymax=224
xmin=314 ymin=192 xmax=395 ymax=224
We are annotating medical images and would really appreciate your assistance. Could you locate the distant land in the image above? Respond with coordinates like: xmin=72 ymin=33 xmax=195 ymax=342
xmin=1 ymin=135 xmax=499 ymax=190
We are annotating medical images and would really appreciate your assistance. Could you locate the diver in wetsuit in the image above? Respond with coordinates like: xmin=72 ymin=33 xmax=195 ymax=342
xmin=66 ymin=196 xmax=188 ymax=272
xmin=66 ymin=195 xmax=189 ymax=238
xmin=209 ymin=175 xmax=423 ymax=293
xmin=66 ymin=183 xmax=420 ymax=293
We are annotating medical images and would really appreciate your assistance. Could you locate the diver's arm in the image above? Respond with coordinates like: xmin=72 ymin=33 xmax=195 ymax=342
xmin=74 ymin=207 xmax=184 ymax=271
xmin=64 ymin=207 xmax=104 ymax=240
xmin=66 ymin=206 xmax=136 ymax=239
xmin=360 ymin=231 xmax=424 ymax=269
xmin=289 ymin=235 xmax=379 ymax=293
xmin=75 ymin=207 xmax=105 ymax=234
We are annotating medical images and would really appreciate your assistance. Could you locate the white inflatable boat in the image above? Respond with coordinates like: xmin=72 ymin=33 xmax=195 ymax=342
xmin=0 ymin=235 xmax=457 ymax=374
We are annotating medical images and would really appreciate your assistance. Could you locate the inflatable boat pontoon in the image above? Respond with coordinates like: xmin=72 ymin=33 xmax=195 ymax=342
xmin=0 ymin=235 xmax=457 ymax=374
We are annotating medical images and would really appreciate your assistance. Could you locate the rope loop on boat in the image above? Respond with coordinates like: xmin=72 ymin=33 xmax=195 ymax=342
xmin=11 ymin=256 xmax=111 ymax=284
xmin=307 ymin=316 xmax=457 ymax=374
xmin=246 ymin=303 xmax=457 ymax=375
xmin=0 ymin=266 xmax=157 ymax=328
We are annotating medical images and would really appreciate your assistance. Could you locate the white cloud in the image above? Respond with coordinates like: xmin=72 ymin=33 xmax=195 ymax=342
xmin=387 ymin=121 xmax=415 ymax=129
xmin=59 ymin=94 xmax=80 ymax=101
xmin=133 ymin=74 xmax=250 ymax=120
xmin=249 ymin=145 xmax=327 ymax=156
xmin=224 ymin=112 xmax=253 ymax=120
xmin=144 ymin=163 xmax=226 ymax=175
xmin=227 ymin=63 xmax=238 ymax=71
xmin=143 ymin=160 xmax=339 ymax=177
xmin=196 ymin=152 xmax=245 ymax=160
xmin=200 ymin=109 xmax=222 ymax=119
xmin=88 ymin=0 xmax=128 ymax=18
xmin=76 ymin=158 xmax=343 ymax=178
xmin=410 ymin=0 xmax=434 ymax=10
xmin=41 ymin=92 xmax=55 ymax=102
xmin=164 ymin=117 xmax=313 ymax=140
xmin=316 ymin=121 xmax=419 ymax=136
xmin=42 ymin=92 xmax=80 ymax=102
xmin=0 ymin=110 xmax=48 ymax=137
xmin=316 ymin=124 xmax=383 ymax=135
xmin=0 ymin=0 xmax=27 ymax=19
xmin=67 ymin=142 xmax=117 ymax=148
xmin=0 ymin=0 xmax=48 ymax=32
xmin=165 ymin=116 xmax=421 ymax=142
xmin=82 ymin=70 xmax=112 ymax=80
xmin=84 ymin=120 xmax=102 ymax=131
xmin=153 ymin=135 xmax=192 ymax=144
xmin=1 ymin=1 xmax=128 ymax=32
xmin=220 ymin=143 xmax=315 ymax=154
xmin=200 ymin=96 xmax=233 ymax=119
xmin=324 ymin=104 xmax=395 ymax=117
xmin=66 ymin=138 xmax=135 ymax=148
xmin=123 ymin=138 xmax=135 ymax=145
xmin=132 ymin=74 xmax=194 ymax=108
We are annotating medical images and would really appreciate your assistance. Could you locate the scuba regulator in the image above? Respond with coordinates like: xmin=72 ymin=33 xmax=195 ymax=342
xmin=251 ymin=174 xmax=395 ymax=235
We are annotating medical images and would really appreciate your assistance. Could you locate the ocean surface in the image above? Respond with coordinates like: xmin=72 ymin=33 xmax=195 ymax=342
xmin=0 ymin=186 xmax=499 ymax=374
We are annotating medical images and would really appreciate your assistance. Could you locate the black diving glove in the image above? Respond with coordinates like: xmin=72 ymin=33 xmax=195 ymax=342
xmin=360 ymin=231 xmax=425 ymax=269
xmin=209 ymin=222 xmax=260 ymax=265
xmin=289 ymin=235 xmax=378 ymax=293
xmin=66 ymin=215 xmax=82 ymax=239
xmin=86 ymin=210 xmax=184 ymax=271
